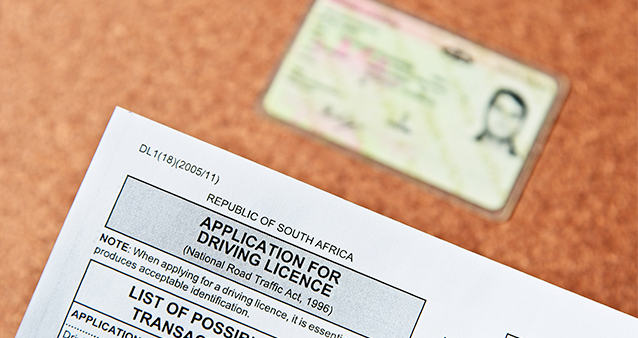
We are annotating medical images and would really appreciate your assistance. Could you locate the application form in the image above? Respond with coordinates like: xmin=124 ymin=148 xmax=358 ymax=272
xmin=16 ymin=108 xmax=636 ymax=338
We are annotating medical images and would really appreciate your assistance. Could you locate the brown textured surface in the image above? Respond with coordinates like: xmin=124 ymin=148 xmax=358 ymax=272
xmin=0 ymin=0 xmax=636 ymax=336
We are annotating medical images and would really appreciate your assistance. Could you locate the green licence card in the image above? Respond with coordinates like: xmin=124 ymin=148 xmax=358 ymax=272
xmin=262 ymin=0 xmax=568 ymax=220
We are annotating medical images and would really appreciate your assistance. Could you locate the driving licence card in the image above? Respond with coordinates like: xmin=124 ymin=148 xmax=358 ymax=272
xmin=262 ymin=0 xmax=569 ymax=220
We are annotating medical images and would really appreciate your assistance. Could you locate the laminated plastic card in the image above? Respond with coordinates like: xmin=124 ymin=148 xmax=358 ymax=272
xmin=16 ymin=108 xmax=636 ymax=338
xmin=262 ymin=0 xmax=569 ymax=221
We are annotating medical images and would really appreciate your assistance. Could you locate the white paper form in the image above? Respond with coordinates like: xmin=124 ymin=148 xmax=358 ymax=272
xmin=16 ymin=108 xmax=636 ymax=338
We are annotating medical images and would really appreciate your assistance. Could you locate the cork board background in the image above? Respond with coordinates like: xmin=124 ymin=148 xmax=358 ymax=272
xmin=0 ymin=0 xmax=636 ymax=336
